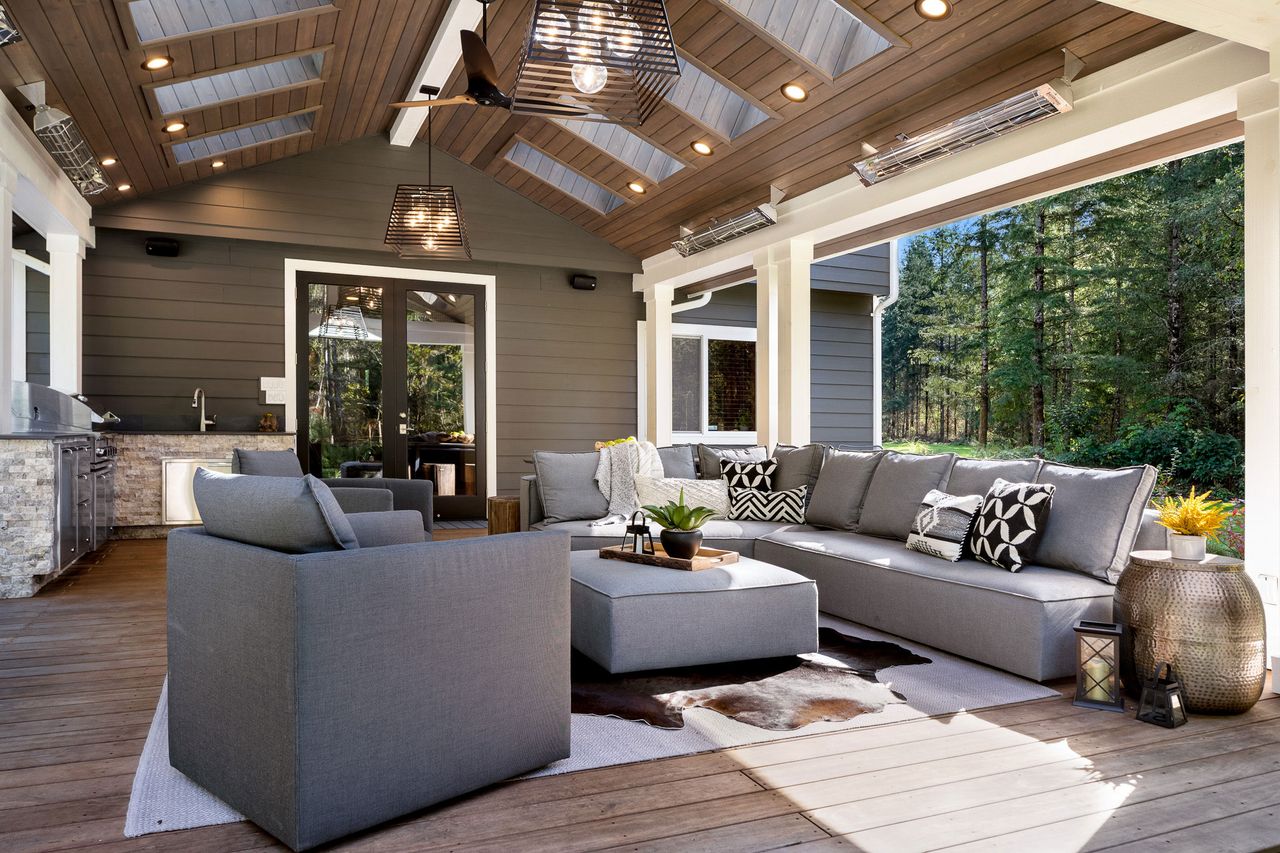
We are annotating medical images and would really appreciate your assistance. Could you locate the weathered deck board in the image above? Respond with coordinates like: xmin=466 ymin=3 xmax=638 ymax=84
xmin=0 ymin=538 xmax=1275 ymax=852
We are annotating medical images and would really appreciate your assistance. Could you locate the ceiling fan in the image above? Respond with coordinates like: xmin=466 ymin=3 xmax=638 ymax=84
xmin=391 ymin=29 xmax=513 ymax=112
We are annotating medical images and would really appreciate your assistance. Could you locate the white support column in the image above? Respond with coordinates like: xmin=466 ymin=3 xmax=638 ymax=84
xmin=0 ymin=161 xmax=15 ymax=434
xmin=776 ymin=238 xmax=814 ymax=446
xmin=1239 ymin=74 xmax=1280 ymax=658
xmin=754 ymin=249 xmax=779 ymax=449
xmin=11 ymin=252 xmax=25 ymax=383
xmin=46 ymin=233 xmax=85 ymax=395
xmin=643 ymin=283 xmax=675 ymax=446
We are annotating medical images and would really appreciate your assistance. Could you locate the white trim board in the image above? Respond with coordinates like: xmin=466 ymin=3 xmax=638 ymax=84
xmin=284 ymin=258 xmax=498 ymax=499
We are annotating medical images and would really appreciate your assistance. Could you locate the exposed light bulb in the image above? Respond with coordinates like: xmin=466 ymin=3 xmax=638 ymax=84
xmin=536 ymin=7 xmax=571 ymax=49
xmin=577 ymin=1 xmax=615 ymax=40
xmin=607 ymin=15 xmax=642 ymax=58
xmin=572 ymin=62 xmax=608 ymax=95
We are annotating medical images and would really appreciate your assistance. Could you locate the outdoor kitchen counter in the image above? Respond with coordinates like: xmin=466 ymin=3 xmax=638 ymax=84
xmin=111 ymin=432 xmax=296 ymax=535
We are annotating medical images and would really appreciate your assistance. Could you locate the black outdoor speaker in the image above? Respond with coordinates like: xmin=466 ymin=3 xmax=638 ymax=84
xmin=145 ymin=237 xmax=180 ymax=257
xmin=570 ymin=274 xmax=597 ymax=291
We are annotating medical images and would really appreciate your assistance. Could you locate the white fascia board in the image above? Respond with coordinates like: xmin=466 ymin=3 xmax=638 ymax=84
xmin=388 ymin=0 xmax=486 ymax=148
xmin=633 ymin=33 xmax=1265 ymax=292
xmin=0 ymin=95 xmax=94 ymax=246
xmin=1098 ymin=0 xmax=1280 ymax=52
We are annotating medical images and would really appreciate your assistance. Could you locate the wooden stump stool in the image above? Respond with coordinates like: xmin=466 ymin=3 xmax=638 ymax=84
xmin=487 ymin=496 xmax=521 ymax=536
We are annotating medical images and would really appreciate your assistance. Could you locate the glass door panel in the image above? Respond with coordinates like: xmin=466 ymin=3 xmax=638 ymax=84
xmin=305 ymin=282 xmax=386 ymax=478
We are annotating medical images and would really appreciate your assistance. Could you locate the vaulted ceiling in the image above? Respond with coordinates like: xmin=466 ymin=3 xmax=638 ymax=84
xmin=0 ymin=0 xmax=1186 ymax=261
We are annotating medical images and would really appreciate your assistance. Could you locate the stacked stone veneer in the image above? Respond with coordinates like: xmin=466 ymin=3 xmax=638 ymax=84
xmin=0 ymin=439 xmax=58 ymax=598
xmin=113 ymin=433 xmax=295 ymax=533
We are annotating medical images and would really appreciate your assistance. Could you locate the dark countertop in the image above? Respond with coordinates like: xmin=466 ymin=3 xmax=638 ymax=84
xmin=106 ymin=431 xmax=296 ymax=436
xmin=0 ymin=433 xmax=91 ymax=441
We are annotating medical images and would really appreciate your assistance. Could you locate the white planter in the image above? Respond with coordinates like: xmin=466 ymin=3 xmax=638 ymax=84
xmin=1169 ymin=533 xmax=1207 ymax=561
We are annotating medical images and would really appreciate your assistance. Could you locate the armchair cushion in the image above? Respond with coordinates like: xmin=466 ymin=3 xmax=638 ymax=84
xmin=331 ymin=488 xmax=394 ymax=515
xmin=320 ymin=478 xmax=434 ymax=534
xmin=192 ymin=469 xmax=358 ymax=553
xmin=232 ymin=448 xmax=305 ymax=477
xmin=346 ymin=510 xmax=427 ymax=548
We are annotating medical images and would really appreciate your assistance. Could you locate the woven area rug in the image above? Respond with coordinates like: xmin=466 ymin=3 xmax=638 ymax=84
xmin=124 ymin=615 xmax=1058 ymax=838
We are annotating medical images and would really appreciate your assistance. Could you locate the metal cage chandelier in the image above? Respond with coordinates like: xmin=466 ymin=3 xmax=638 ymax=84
xmin=384 ymin=93 xmax=472 ymax=260
xmin=512 ymin=1 xmax=680 ymax=126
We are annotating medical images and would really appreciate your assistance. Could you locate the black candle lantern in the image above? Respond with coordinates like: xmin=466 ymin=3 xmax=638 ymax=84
xmin=623 ymin=511 xmax=654 ymax=555
xmin=1136 ymin=662 xmax=1189 ymax=728
xmin=1072 ymin=620 xmax=1126 ymax=712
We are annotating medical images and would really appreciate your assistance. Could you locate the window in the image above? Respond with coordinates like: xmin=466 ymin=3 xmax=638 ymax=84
xmin=670 ymin=324 xmax=756 ymax=442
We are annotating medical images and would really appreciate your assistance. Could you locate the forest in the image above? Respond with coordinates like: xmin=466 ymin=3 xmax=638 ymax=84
xmin=881 ymin=143 xmax=1245 ymax=498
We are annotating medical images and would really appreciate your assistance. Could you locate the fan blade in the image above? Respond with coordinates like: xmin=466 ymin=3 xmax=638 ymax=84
xmin=390 ymin=95 xmax=477 ymax=109
xmin=460 ymin=30 xmax=500 ymax=89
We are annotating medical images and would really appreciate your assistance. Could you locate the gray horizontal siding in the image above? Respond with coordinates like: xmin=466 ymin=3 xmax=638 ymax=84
xmin=813 ymin=243 xmax=891 ymax=296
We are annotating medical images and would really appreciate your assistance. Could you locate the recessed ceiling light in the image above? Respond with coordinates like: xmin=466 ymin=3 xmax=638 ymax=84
xmin=116 ymin=183 xmax=132 ymax=192
xmin=628 ymin=181 xmax=646 ymax=194
xmin=142 ymin=55 xmax=173 ymax=71
xmin=100 ymin=157 xmax=118 ymax=167
xmin=163 ymin=120 xmax=187 ymax=133
xmin=781 ymin=83 xmax=809 ymax=103
xmin=211 ymin=160 xmax=225 ymax=168
xmin=446 ymin=293 xmax=457 ymax=302
xmin=691 ymin=140 xmax=714 ymax=156
xmin=914 ymin=0 xmax=953 ymax=20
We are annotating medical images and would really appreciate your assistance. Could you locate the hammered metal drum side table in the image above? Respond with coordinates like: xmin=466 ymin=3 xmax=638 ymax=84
xmin=1116 ymin=550 xmax=1266 ymax=714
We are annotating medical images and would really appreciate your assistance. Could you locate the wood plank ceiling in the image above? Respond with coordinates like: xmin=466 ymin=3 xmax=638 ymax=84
xmin=0 ymin=0 xmax=1186 ymax=261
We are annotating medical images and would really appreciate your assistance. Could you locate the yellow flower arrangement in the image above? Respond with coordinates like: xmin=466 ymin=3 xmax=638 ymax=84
xmin=594 ymin=436 xmax=637 ymax=451
xmin=1153 ymin=487 xmax=1233 ymax=542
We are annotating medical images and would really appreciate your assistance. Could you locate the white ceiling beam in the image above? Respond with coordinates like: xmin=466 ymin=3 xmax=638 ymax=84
xmin=0 ymin=95 xmax=94 ymax=246
xmin=388 ymin=0 xmax=487 ymax=148
xmin=1098 ymin=0 xmax=1280 ymax=52
xmin=634 ymin=33 xmax=1266 ymax=292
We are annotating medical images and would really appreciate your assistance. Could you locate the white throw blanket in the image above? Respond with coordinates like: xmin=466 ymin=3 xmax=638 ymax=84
xmin=591 ymin=440 xmax=663 ymax=526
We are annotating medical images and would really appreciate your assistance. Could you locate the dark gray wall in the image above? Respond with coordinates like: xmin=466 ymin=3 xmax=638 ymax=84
xmin=14 ymin=233 xmax=50 ymax=386
xmin=812 ymin=242 xmax=891 ymax=296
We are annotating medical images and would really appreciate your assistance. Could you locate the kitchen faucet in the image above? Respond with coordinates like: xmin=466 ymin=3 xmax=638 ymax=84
xmin=192 ymin=387 xmax=216 ymax=432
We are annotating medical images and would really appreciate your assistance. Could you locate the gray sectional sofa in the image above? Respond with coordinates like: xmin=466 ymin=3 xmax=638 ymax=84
xmin=521 ymin=446 xmax=1162 ymax=682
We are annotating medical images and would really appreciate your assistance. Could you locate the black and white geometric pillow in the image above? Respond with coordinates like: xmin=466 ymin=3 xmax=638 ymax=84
xmin=906 ymin=490 xmax=983 ymax=562
xmin=721 ymin=458 xmax=777 ymax=496
xmin=729 ymin=486 xmax=806 ymax=523
xmin=968 ymin=478 xmax=1056 ymax=572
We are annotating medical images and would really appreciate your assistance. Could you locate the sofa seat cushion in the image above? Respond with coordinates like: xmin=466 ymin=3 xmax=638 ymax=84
xmin=533 ymin=518 xmax=797 ymax=558
xmin=755 ymin=526 xmax=1113 ymax=681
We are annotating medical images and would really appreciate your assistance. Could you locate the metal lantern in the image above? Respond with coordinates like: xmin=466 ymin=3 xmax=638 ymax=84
xmin=384 ymin=90 xmax=471 ymax=260
xmin=1073 ymin=620 xmax=1126 ymax=712
xmin=1136 ymin=662 xmax=1189 ymax=728
xmin=623 ymin=510 xmax=654 ymax=555
xmin=512 ymin=1 xmax=681 ymax=126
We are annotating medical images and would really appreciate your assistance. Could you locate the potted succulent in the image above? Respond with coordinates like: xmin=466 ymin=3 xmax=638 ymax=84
xmin=641 ymin=488 xmax=718 ymax=560
xmin=1153 ymin=487 xmax=1233 ymax=561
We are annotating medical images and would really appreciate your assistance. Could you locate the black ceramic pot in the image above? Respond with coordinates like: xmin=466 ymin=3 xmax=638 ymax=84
xmin=661 ymin=528 xmax=703 ymax=560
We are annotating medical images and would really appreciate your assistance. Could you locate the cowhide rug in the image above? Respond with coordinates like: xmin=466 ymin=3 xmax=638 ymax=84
xmin=572 ymin=627 xmax=932 ymax=731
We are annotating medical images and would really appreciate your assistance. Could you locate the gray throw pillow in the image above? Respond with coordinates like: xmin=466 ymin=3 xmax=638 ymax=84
xmin=697 ymin=445 xmax=767 ymax=479
xmin=657 ymin=445 xmax=697 ymax=479
xmin=773 ymin=444 xmax=829 ymax=503
xmin=231 ymin=448 xmax=304 ymax=477
xmin=532 ymin=450 xmax=608 ymax=523
xmin=805 ymin=450 xmax=883 ymax=530
xmin=192 ymin=468 xmax=358 ymax=553
xmin=945 ymin=458 xmax=1041 ymax=497
xmin=856 ymin=452 xmax=956 ymax=541
xmin=1034 ymin=461 xmax=1158 ymax=583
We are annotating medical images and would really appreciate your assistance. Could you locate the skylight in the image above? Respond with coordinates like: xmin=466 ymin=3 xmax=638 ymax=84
xmin=169 ymin=111 xmax=316 ymax=164
xmin=716 ymin=0 xmax=894 ymax=78
xmin=128 ymin=0 xmax=334 ymax=44
xmin=151 ymin=52 xmax=326 ymax=117
xmin=665 ymin=58 xmax=769 ymax=141
xmin=551 ymin=119 xmax=685 ymax=185
xmin=504 ymin=141 xmax=626 ymax=216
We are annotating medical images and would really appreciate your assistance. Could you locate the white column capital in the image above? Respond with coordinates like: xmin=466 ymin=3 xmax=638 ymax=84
xmin=643 ymin=283 xmax=675 ymax=446
xmin=46 ymin=232 xmax=87 ymax=257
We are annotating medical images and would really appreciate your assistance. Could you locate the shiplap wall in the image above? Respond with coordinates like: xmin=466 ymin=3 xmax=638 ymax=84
xmin=14 ymin=233 xmax=50 ymax=386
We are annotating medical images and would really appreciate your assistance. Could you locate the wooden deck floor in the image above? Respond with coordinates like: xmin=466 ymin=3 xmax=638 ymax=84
xmin=1 ymin=538 xmax=1278 ymax=852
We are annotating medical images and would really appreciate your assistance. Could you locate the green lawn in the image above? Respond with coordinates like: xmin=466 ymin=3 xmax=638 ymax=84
xmin=883 ymin=440 xmax=1005 ymax=459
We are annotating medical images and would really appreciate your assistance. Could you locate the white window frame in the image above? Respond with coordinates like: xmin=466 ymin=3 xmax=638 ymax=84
xmin=667 ymin=321 xmax=758 ymax=445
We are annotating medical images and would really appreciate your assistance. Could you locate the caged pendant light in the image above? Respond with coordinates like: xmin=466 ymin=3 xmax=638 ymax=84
xmin=384 ymin=90 xmax=472 ymax=261
xmin=512 ymin=1 xmax=680 ymax=126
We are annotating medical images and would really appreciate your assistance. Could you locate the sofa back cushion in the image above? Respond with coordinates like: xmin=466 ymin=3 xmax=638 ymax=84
xmin=697 ymin=445 xmax=767 ymax=480
xmin=533 ymin=451 xmax=608 ymax=523
xmin=1033 ymin=462 xmax=1158 ymax=583
xmin=192 ymin=468 xmax=358 ymax=553
xmin=856 ymin=452 xmax=956 ymax=541
xmin=772 ymin=444 xmax=828 ymax=502
xmin=657 ymin=445 xmax=697 ymax=479
xmin=231 ymin=448 xmax=304 ymax=477
xmin=945 ymin=458 xmax=1040 ymax=498
xmin=805 ymin=450 xmax=883 ymax=530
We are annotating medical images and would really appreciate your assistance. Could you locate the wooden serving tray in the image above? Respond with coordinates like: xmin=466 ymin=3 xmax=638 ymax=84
xmin=598 ymin=544 xmax=741 ymax=571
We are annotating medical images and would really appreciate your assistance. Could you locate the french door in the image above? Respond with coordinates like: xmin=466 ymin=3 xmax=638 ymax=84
xmin=297 ymin=272 xmax=488 ymax=520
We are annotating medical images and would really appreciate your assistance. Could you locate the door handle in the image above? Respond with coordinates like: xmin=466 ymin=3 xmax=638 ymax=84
xmin=399 ymin=424 xmax=408 ymax=435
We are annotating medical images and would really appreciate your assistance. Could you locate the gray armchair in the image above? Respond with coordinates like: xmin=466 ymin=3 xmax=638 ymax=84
xmin=167 ymin=517 xmax=572 ymax=850
xmin=231 ymin=448 xmax=434 ymax=535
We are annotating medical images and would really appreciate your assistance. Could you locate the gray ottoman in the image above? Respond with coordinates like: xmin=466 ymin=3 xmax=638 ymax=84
xmin=570 ymin=550 xmax=819 ymax=673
